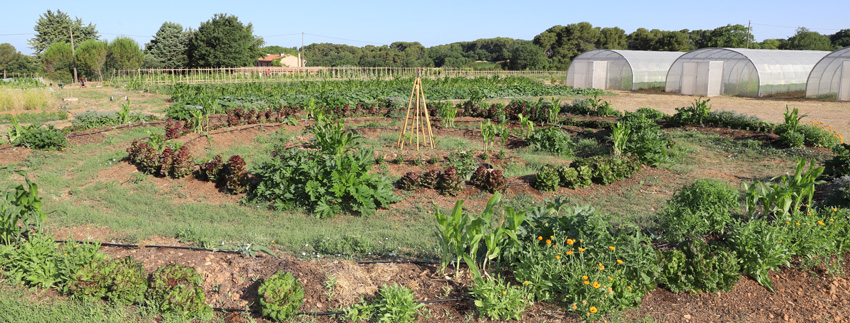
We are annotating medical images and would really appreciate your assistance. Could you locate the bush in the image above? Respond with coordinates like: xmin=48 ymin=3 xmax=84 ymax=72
xmin=779 ymin=130 xmax=805 ymax=148
xmin=658 ymin=240 xmax=740 ymax=293
xmin=147 ymin=264 xmax=211 ymax=319
xmin=258 ymin=271 xmax=304 ymax=322
xmin=437 ymin=166 xmax=465 ymax=196
xmin=662 ymin=179 xmax=739 ymax=241
xmin=471 ymin=276 xmax=530 ymax=321
xmin=250 ymin=149 xmax=399 ymax=217
xmin=67 ymin=257 xmax=147 ymax=305
xmin=825 ymin=143 xmax=850 ymax=177
xmin=396 ymin=172 xmax=420 ymax=191
xmin=627 ymin=107 xmax=668 ymax=121
xmin=533 ymin=165 xmax=559 ymax=191
xmin=527 ymin=127 xmax=573 ymax=157
xmin=570 ymin=155 xmax=641 ymax=186
xmin=728 ymin=219 xmax=790 ymax=291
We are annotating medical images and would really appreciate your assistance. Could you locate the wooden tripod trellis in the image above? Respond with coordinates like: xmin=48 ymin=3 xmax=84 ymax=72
xmin=397 ymin=68 xmax=435 ymax=150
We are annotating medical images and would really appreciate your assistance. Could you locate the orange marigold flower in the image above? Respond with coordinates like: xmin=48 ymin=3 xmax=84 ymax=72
xmin=556 ymin=255 xmax=560 ymax=259
xmin=592 ymin=282 xmax=601 ymax=288
xmin=571 ymin=304 xmax=577 ymax=310
xmin=502 ymin=290 xmax=506 ymax=295
xmin=627 ymin=286 xmax=632 ymax=290
xmin=538 ymin=236 xmax=543 ymax=240
xmin=818 ymin=220 xmax=825 ymax=226
xmin=617 ymin=259 xmax=623 ymax=264
xmin=590 ymin=306 xmax=598 ymax=313
xmin=553 ymin=245 xmax=557 ymax=249
xmin=831 ymin=219 xmax=835 ymax=222
xmin=582 ymin=275 xmax=589 ymax=280
xmin=566 ymin=251 xmax=574 ymax=255
xmin=608 ymin=246 xmax=615 ymax=251
xmin=608 ymin=277 xmax=613 ymax=281
xmin=546 ymin=239 xmax=552 ymax=244
xmin=599 ymin=266 xmax=605 ymax=271
xmin=583 ymin=281 xmax=590 ymax=285
xmin=579 ymin=248 xmax=585 ymax=252
xmin=524 ymin=281 xmax=530 ymax=285
xmin=832 ymin=208 xmax=838 ymax=212
xmin=566 ymin=239 xmax=575 ymax=245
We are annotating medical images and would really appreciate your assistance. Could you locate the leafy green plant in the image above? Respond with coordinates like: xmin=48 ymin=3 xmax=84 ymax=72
xmin=658 ymin=240 xmax=740 ymax=293
xmin=446 ymin=150 xmax=476 ymax=180
xmin=0 ymin=169 xmax=48 ymax=243
xmin=610 ymin=122 xmax=630 ymax=157
xmin=437 ymin=166 xmax=465 ymax=196
xmin=533 ymin=165 xmax=559 ymax=192
xmin=672 ymin=97 xmax=711 ymax=126
xmin=258 ymin=271 xmax=304 ymax=322
xmin=825 ymin=143 xmax=850 ymax=177
xmin=313 ymin=119 xmax=360 ymax=156
xmin=438 ymin=103 xmax=457 ymax=128
xmin=250 ymin=148 xmax=400 ymax=217
xmin=56 ymin=240 xmax=107 ymax=294
xmin=527 ymin=127 xmax=573 ymax=157
xmin=728 ymin=219 xmax=790 ymax=292
xmin=5 ymin=116 xmax=25 ymax=144
xmin=662 ymin=179 xmax=739 ymax=241
xmin=12 ymin=124 xmax=68 ymax=150
xmin=68 ymin=257 xmax=147 ymax=305
xmin=620 ymin=113 xmax=671 ymax=166
xmin=342 ymin=284 xmax=424 ymax=323
xmin=0 ymin=233 xmax=60 ymax=289
xmin=480 ymin=120 xmax=497 ymax=152
xmin=147 ymin=264 xmax=212 ymax=320
xmin=517 ymin=113 xmax=534 ymax=138
xmin=471 ymin=275 xmax=530 ymax=321
xmin=546 ymin=97 xmax=561 ymax=124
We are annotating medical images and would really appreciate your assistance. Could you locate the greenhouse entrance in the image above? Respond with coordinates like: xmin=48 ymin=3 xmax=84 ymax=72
xmin=840 ymin=60 xmax=850 ymax=101
xmin=681 ymin=61 xmax=723 ymax=96
xmin=572 ymin=61 xmax=608 ymax=89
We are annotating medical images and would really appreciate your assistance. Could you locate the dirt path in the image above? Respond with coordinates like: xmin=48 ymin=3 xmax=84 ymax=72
xmin=604 ymin=90 xmax=850 ymax=139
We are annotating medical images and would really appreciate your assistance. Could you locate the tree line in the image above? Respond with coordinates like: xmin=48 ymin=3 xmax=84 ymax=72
xmin=2 ymin=10 xmax=849 ymax=81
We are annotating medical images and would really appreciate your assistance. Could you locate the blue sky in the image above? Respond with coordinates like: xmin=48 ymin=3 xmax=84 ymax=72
xmin=2 ymin=0 xmax=847 ymax=55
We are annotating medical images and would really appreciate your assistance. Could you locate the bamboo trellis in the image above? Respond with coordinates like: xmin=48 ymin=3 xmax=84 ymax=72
xmin=396 ymin=68 xmax=435 ymax=150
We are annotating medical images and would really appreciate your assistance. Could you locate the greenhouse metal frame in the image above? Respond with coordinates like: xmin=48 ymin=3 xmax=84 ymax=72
xmin=665 ymin=48 xmax=830 ymax=97
xmin=566 ymin=49 xmax=684 ymax=90
xmin=806 ymin=46 xmax=850 ymax=101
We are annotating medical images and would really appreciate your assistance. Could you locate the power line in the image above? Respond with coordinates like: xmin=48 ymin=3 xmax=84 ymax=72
xmin=0 ymin=33 xmax=33 ymax=36
xmin=262 ymin=33 xmax=301 ymax=38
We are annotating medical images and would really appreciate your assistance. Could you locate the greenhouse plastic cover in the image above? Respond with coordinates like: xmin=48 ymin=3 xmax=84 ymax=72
xmin=666 ymin=48 xmax=830 ymax=97
xmin=806 ymin=46 xmax=850 ymax=101
xmin=566 ymin=49 xmax=684 ymax=90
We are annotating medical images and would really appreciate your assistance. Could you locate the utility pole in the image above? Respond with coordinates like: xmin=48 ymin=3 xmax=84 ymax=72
xmin=69 ymin=25 xmax=78 ymax=84
xmin=300 ymin=32 xmax=304 ymax=67
xmin=746 ymin=20 xmax=752 ymax=49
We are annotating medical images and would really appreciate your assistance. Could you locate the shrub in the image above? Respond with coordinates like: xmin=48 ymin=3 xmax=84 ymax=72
xmin=371 ymin=284 xmax=425 ymax=323
xmin=420 ymin=169 xmax=440 ymax=189
xmin=532 ymin=165 xmax=559 ymax=191
xmin=437 ymin=166 xmax=464 ymax=196
xmin=658 ymin=240 xmax=740 ymax=293
xmin=797 ymin=124 xmax=840 ymax=148
xmin=396 ymin=172 xmax=420 ymax=191
xmin=527 ymin=127 xmax=573 ymax=157
xmin=225 ymin=155 xmax=248 ymax=194
xmin=147 ymin=264 xmax=211 ymax=319
xmin=662 ymin=179 xmax=739 ymax=241
xmin=471 ymin=276 xmax=530 ymax=321
xmin=779 ymin=130 xmax=805 ymax=148
xmin=258 ymin=271 xmax=304 ymax=322
xmin=446 ymin=151 xmax=476 ymax=180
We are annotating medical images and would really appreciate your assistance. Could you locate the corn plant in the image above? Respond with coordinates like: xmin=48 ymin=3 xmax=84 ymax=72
xmin=782 ymin=105 xmax=807 ymax=132
xmin=546 ymin=97 xmax=561 ymax=124
xmin=517 ymin=113 xmax=533 ymax=138
xmin=439 ymin=104 xmax=457 ymax=128
xmin=5 ymin=116 xmax=25 ymax=144
xmin=480 ymin=120 xmax=497 ymax=152
xmin=743 ymin=158 xmax=825 ymax=219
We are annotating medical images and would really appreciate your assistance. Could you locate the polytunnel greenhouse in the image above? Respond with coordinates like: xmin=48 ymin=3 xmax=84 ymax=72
xmin=665 ymin=48 xmax=830 ymax=97
xmin=565 ymin=49 xmax=685 ymax=90
xmin=806 ymin=47 xmax=850 ymax=101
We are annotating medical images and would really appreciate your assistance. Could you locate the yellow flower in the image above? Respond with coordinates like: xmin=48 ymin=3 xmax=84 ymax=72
xmin=582 ymin=300 xmax=587 ymax=305
xmin=627 ymin=286 xmax=632 ymax=290
xmin=818 ymin=221 xmax=825 ymax=226
xmin=830 ymin=219 xmax=835 ymax=222
xmin=566 ymin=251 xmax=574 ymax=255
xmin=546 ymin=239 xmax=552 ymax=245
xmin=556 ymin=255 xmax=560 ymax=259
xmin=796 ymin=222 xmax=801 ymax=226
xmin=566 ymin=239 xmax=575 ymax=245
xmin=608 ymin=277 xmax=613 ymax=281
xmin=592 ymin=282 xmax=601 ymax=288
xmin=524 ymin=281 xmax=530 ymax=285
xmin=589 ymin=306 xmax=598 ymax=313
xmin=571 ymin=304 xmax=577 ymax=310
xmin=583 ymin=281 xmax=590 ymax=285
xmin=502 ymin=290 xmax=506 ymax=295
xmin=550 ymin=235 xmax=554 ymax=239
xmin=599 ymin=265 xmax=605 ymax=271
xmin=808 ymin=211 xmax=812 ymax=215
xmin=582 ymin=275 xmax=589 ymax=280
xmin=786 ymin=221 xmax=790 ymax=224
xmin=617 ymin=259 xmax=623 ymax=264
xmin=604 ymin=294 xmax=608 ymax=298
xmin=608 ymin=246 xmax=615 ymax=251
xmin=538 ymin=236 xmax=543 ymax=240
xmin=579 ymin=248 xmax=585 ymax=252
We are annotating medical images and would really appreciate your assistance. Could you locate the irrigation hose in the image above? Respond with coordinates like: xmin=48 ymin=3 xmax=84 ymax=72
xmin=212 ymin=298 xmax=469 ymax=315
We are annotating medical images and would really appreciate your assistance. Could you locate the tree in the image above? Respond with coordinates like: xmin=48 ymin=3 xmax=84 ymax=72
xmin=107 ymin=37 xmax=143 ymax=72
xmin=702 ymin=24 xmax=752 ymax=48
xmin=783 ymin=28 xmax=833 ymax=50
xmin=261 ymin=45 xmax=298 ymax=56
xmin=627 ymin=28 xmax=658 ymax=50
xmin=145 ymin=22 xmax=191 ymax=69
xmin=597 ymin=27 xmax=627 ymax=49
xmin=830 ymin=29 xmax=850 ymax=49
xmin=508 ymin=43 xmax=547 ymax=70
xmin=187 ymin=14 xmax=264 ymax=68
xmin=76 ymin=39 xmax=108 ymax=82
xmin=0 ymin=43 xmax=17 ymax=73
xmin=28 ymin=9 xmax=98 ymax=57
xmin=758 ymin=39 xmax=784 ymax=50
xmin=534 ymin=22 xmax=601 ymax=70
xmin=42 ymin=42 xmax=74 ymax=82
xmin=654 ymin=30 xmax=692 ymax=51
xmin=6 ymin=55 xmax=41 ymax=75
